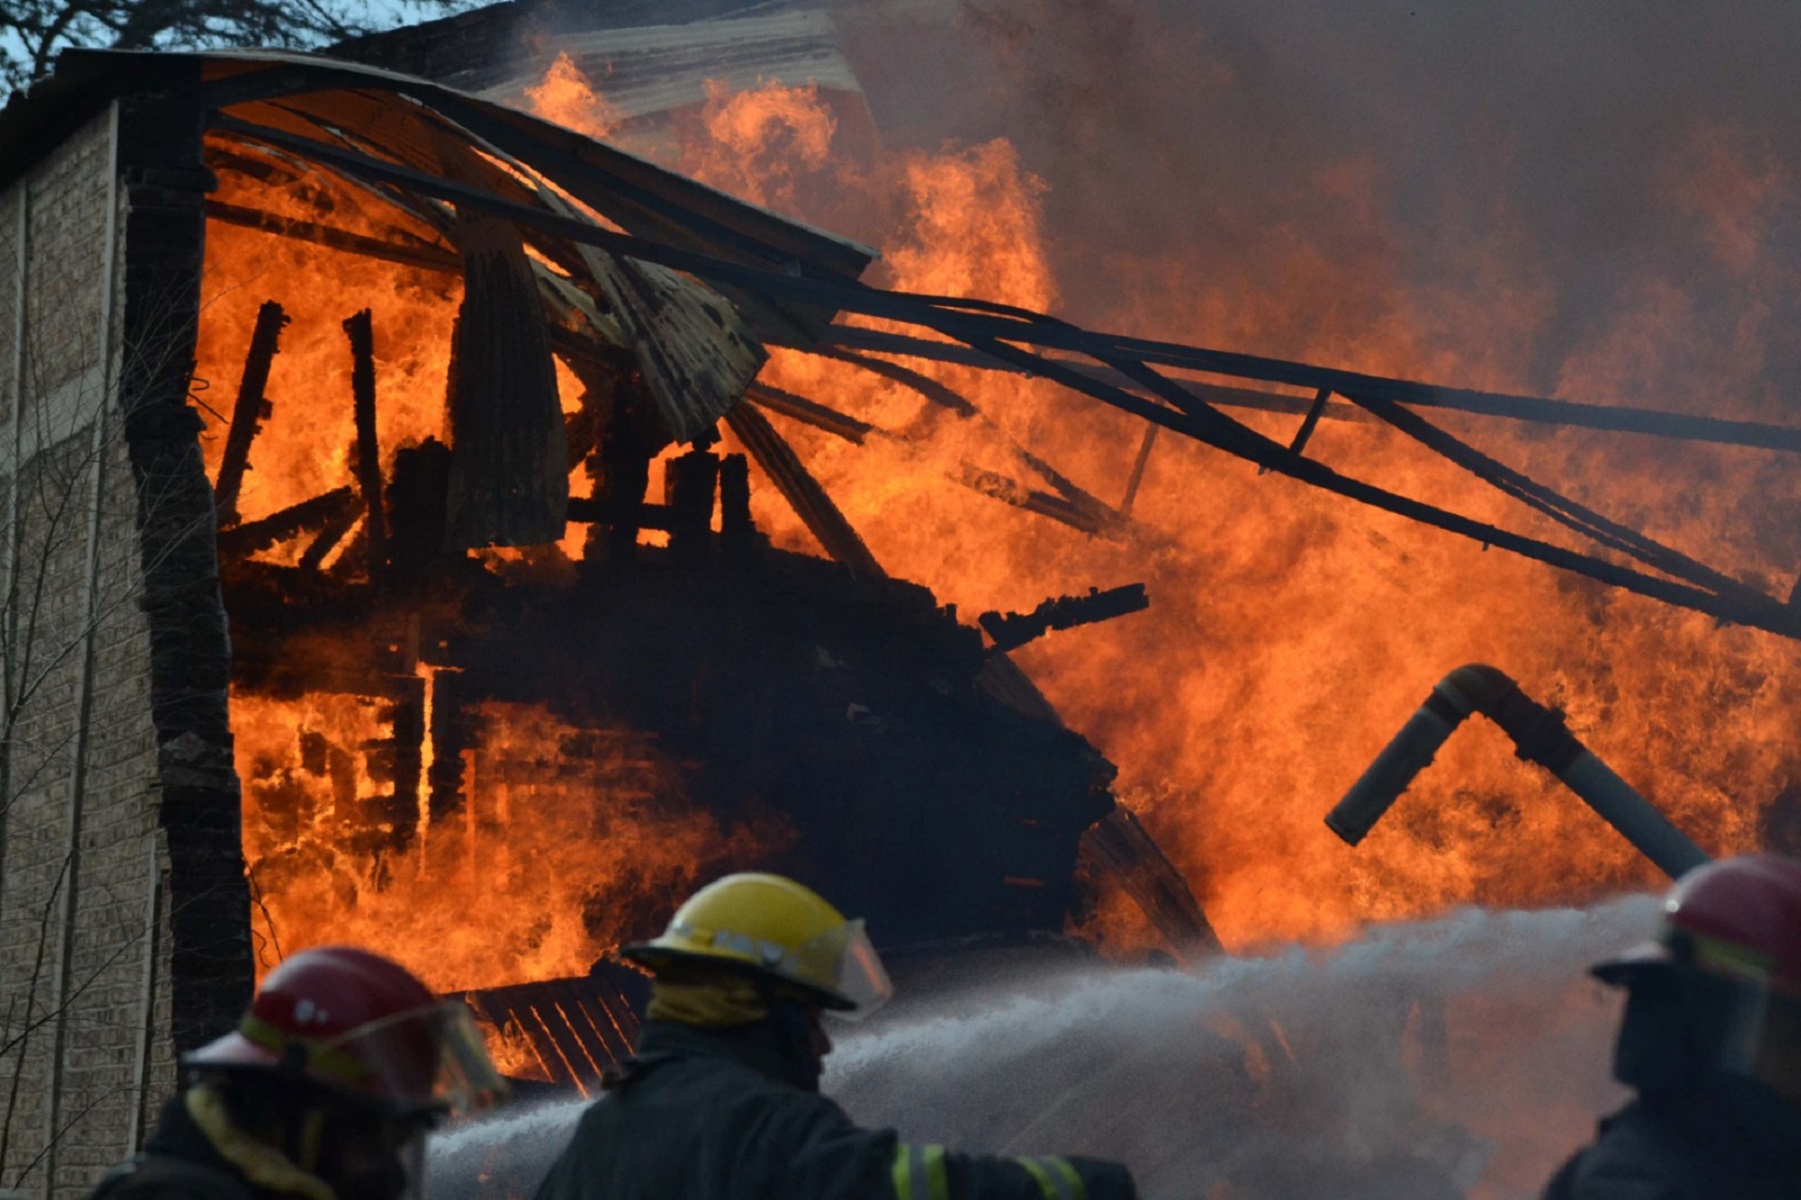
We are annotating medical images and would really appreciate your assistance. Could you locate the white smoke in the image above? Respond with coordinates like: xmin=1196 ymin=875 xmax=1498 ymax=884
xmin=431 ymin=896 xmax=1656 ymax=1200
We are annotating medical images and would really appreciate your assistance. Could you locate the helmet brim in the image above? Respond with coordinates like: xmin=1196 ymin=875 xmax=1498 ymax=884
xmin=183 ymin=1004 xmax=506 ymax=1117
xmin=184 ymin=1030 xmax=285 ymax=1071
xmin=620 ymin=943 xmax=858 ymax=1011
xmin=1591 ymin=939 xmax=1675 ymax=986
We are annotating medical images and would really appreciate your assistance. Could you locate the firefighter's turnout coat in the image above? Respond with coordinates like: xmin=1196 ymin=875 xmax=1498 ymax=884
xmin=532 ymin=1022 xmax=1136 ymax=1200
xmin=1543 ymin=1092 xmax=1801 ymax=1200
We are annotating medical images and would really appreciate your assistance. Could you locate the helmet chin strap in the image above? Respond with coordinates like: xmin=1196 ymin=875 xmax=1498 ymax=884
xmin=750 ymin=976 xmax=825 ymax=1091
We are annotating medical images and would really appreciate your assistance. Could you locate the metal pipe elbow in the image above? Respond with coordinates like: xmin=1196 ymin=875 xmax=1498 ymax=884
xmin=1325 ymin=663 xmax=1710 ymax=881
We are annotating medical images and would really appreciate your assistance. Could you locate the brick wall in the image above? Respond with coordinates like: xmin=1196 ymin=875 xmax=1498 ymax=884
xmin=0 ymin=85 xmax=250 ymax=1200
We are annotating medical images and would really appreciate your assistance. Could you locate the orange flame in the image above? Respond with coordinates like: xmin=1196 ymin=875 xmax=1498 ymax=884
xmin=523 ymin=52 xmax=624 ymax=141
xmin=203 ymin=50 xmax=1801 ymax=1030
xmin=532 ymin=68 xmax=1801 ymax=951
xmin=239 ymin=692 xmax=789 ymax=992
xmin=197 ymin=148 xmax=459 ymax=528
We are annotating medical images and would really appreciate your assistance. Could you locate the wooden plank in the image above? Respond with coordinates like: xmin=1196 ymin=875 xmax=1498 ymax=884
xmin=549 ymin=193 xmax=767 ymax=444
xmin=1119 ymin=425 xmax=1157 ymax=516
xmin=557 ymin=981 xmax=632 ymax=1068
xmin=588 ymin=986 xmax=642 ymax=1062
xmin=978 ymin=584 xmax=1150 ymax=652
xmin=520 ymin=1001 xmax=590 ymax=1095
xmin=1082 ymin=806 xmax=1223 ymax=962
xmin=724 ymin=403 xmax=883 ymax=579
xmin=343 ymin=310 xmax=387 ymax=584
xmin=743 ymin=386 xmax=1118 ymax=538
xmin=214 ymin=300 xmax=288 ymax=524
xmin=216 ymin=486 xmax=358 ymax=559
xmin=534 ymin=992 xmax=605 ymax=1087
xmin=191 ymin=55 xmax=875 ymax=277
xmin=746 ymin=383 xmax=873 ymax=444
xmin=444 ymin=210 xmax=570 ymax=548
xmin=205 ymin=200 xmax=459 ymax=274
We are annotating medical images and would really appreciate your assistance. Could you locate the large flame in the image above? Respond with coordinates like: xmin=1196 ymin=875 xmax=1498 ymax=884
xmin=523 ymin=64 xmax=1801 ymax=954
xmin=197 ymin=150 xmax=459 ymax=526
xmin=198 ymin=36 xmax=1801 ymax=1013
xmin=238 ymin=691 xmax=787 ymax=992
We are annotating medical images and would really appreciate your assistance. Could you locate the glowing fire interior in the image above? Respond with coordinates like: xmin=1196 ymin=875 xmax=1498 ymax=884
xmin=203 ymin=54 xmax=1801 ymax=1014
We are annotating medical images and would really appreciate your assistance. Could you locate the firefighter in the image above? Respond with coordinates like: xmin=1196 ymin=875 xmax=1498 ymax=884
xmin=1543 ymin=854 xmax=1801 ymax=1200
xmin=92 ymin=946 xmax=505 ymax=1200
xmin=532 ymin=873 xmax=1139 ymax=1200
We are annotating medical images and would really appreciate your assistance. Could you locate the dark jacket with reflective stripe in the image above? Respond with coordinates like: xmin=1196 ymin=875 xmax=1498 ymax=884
xmin=87 ymin=1097 xmax=260 ymax=1200
xmin=1542 ymin=1092 xmax=1801 ymax=1200
xmin=530 ymin=1021 xmax=1137 ymax=1200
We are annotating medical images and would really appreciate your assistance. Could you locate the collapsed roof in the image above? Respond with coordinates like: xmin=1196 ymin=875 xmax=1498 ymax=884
xmin=2 ymin=48 xmax=875 ymax=534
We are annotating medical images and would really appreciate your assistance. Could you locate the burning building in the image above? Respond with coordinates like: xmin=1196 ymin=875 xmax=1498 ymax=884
xmin=0 ymin=40 xmax=1217 ymax=1194
xmin=7 ymin=4 xmax=1801 ymax=1198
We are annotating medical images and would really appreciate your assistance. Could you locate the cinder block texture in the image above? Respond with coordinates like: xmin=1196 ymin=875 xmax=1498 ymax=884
xmin=0 ymin=85 xmax=249 ymax=1200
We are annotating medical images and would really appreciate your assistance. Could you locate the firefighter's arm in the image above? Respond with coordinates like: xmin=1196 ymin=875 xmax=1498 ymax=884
xmin=754 ymin=1094 xmax=1138 ymax=1200
xmin=891 ymin=1144 xmax=1137 ymax=1200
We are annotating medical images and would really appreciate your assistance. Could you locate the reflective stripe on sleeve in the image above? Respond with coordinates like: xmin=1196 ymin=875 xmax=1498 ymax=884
xmin=891 ymin=1144 xmax=949 ymax=1200
xmin=1017 ymin=1157 xmax=1087 ymax=1200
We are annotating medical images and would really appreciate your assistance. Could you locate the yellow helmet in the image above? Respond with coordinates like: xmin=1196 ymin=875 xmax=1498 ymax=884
xmin=622 ymin=874 xmax=894 ymax=1018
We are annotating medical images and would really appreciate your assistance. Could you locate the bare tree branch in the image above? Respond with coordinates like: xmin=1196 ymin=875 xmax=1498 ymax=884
xmin=0 ymin=0 xmax=479 ymax=98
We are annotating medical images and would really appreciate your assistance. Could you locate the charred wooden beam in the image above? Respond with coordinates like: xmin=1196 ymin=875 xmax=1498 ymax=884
xmin=1259 ymin=387 xmax=1334 ymax=477
xmin=746 ymin=383 xmax=874 ymax=444
xmin=978 ymin=583 xmax=1150 ymax=652
xmin=664 ymin=444 xmax=719 ymax=566
xmin=204 ymin=200 xmax=460 ymax=274
xmin=547 ymin=326 xmax=635 ymax=378
xmin=1011 ymin=447 xmax=1127 ymax=537
xmin=1083 ymin=806 xmax=1223 ymax=962
xmin=214 ymin=300 xmax=289 ymax=525
xmin=559 ymin=355 xmax=625 ymax=470
xmin=425 ymin=664 xmax=472 ymax=826
xmin=950 ymin=464 xmax=1114 ymax=538
xmin=344 ymin=310 xmax=387 ymax=587
xmin=297 ymin=502 xmax=363 ymax=573
xmin=445 ymin=210 xmax=570 ymax=549
xmin=815 ymin=345 xmax=978 ymax=417
xmin=973 ymin=648 xmax=1073 ymax=734
xmin=744 ymin=388 xmax=1118 ymax=538
xmin=565 ymin=496 xmax=674 ymax=533
xmin=818 ymin=326 xmax=1365 ymax=429
xmin=724 ymin=404 xmax=885 ymax=580
xmin=387 ymin=438 xmax=453 ymax=583
xmin=755 ymin=363 xmax=1122 ymax=533
xmin=387 ymin=673 xmax=426 ymax=855
xmin=718 ymin=453 xmax=758 ymax=565
xmin=1119 ymin=426 xmax=1158 ymax=516
xmin=215 ymin=486 xmax=358 ymax=559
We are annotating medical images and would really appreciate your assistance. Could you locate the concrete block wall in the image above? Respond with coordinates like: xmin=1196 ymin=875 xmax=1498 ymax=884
xmin=0 ymin=86 xmax=251 ymax=1200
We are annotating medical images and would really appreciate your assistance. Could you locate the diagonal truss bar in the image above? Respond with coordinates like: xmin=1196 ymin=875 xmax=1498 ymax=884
xmin=1343 ymin=393 xmax=1768 ymax=605
xmin=812 ymin=326 xmax=1801 ymax=454
xmin=204 ymin=111 xmax=1801 ymax=640
xmin=949 ymin=333 xmax=1799 ymax=637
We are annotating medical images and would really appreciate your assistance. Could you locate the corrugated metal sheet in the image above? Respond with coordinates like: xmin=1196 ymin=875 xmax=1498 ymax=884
xmin=480 ymin=10 xmax=863 ymax=121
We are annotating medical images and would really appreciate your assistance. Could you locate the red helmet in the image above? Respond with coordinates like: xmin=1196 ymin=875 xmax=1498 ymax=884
xmin=1595 ymin=854 xmax=1801 ymax=995
xmin=1595 ymin=854 xmax=1801 ymax=1101
xmin=186 ymin=946 xmax=504 ymax=1114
